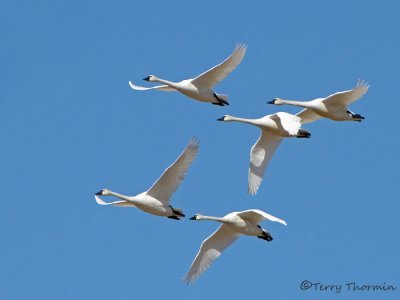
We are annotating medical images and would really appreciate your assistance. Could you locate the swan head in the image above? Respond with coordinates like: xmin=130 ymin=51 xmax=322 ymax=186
xmin=94 ymin=189 xmax=111 ymax=196
xmin=189 ymin=214 xmax=201 ymax=220
xmin=143 ymin=75 xmax=156 ymax=82
xmin=268 ymin=98 xmax=284 ymax=105
xmin=217 ymin=115 xmax=233 ymax=122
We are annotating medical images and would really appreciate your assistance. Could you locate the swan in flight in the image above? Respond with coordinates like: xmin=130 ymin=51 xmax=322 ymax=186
xmin=128 ymin=44 xmax=247 ymax=106
xmin=217 ymin=112 xmax=310 ymax=195
xmin=94 ymin=138 xmax=199 ymax=220
xmin=184 ymin=209 xmax=287 ymax=283
xmin=268 ymin=80 xmax=369 ymax=124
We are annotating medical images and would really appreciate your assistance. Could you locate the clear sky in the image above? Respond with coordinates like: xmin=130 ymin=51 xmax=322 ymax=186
xmin=2 ymin=1 xmax=399 ymax=299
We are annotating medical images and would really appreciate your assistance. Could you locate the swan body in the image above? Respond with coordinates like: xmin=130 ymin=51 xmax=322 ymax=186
xmin=128 ymin=44 xmax=247 ymax=106
xmin=268 ymin=80 xmax=369 ymax=124
xmin=217 ymin=112 xmax=310 ymax=195
xmin=94 ymin=138 xmax=199 ymax=220
xmin=184 ymin=209 xmax=287 ymax=283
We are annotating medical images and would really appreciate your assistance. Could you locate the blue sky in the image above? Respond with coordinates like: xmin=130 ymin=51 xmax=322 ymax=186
xmin=2 ymin=1 xmax=399 ymax=299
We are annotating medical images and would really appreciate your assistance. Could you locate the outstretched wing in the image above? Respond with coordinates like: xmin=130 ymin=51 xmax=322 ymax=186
xmin=248 ymin=130 xmax=282 ymax=195
xmin=184 ymin=225 xmax=240 ymax=284
xmin=191 ymin=43 xmax=247 ymax=88
xmin=94 ymin=195 xmax=136 ymax=207
xmin=323 ymin=80 xmax=370 ymax=106
xmin=146 ymin=138 xmax=200 ymax=203
xmin=296 ymin=108 xmax=322 ymax=124
xmin=273 ymin=112 xmax=302 ymax=135
xmin=128 ymin=81 xmax=176 ymax=91
xmin=236 ymin=209 xmax=287 ymax=225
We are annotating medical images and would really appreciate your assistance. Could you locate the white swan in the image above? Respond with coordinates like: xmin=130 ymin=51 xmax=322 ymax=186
xmin=184 ymin=209 xmax=287 ymax=283
xmin=128 ymin=44 xmax=247 ymax=106
xmin=268 ymin=80 xmax=369 ymax=124
xmin=94 ymin=138 xmax=199 ymax=220
xmin=217 ymin=113 xmax=310 ymax=195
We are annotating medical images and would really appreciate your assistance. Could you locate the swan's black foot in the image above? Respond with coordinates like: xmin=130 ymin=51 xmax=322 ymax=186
xmin=297 ymin=129 xmax=311 ymax=138
xmin=169 ymin=205 xmax=185 ymax=217
xmin=219 ymin=99 xmax=229 ymax=106
xmin=167 ymin=216 xmax=181 ymax=220
xmin=213 ymin=93 xmax=229 ymax=106
xmin=257 ymin=232 xmax=273 ymax=242
xmin=353 ymin=114 xmax=365 ymax=122
xmin=347 ymin=110 xmax=365 ymax=122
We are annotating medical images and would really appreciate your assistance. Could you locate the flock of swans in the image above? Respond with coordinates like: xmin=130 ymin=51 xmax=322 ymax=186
xmin=95 ymin=44 xmax=369 ymax=283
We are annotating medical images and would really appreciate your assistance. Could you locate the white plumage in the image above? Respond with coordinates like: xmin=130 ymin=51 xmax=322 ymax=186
xmin=94 ymin=138 xmax=199 ymax=220
xmin=268 ymin=80 xmax=369 ymax=123
xmin=129 ymin=44 xmax=247 ymax=106
xmin=184 ymin=209 xmax=287 ymax=283
xmin=217 ymin=113 xmax=310 ymax=195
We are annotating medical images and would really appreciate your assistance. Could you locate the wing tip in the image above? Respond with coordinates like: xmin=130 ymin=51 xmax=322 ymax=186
xmin=235 ymin=42 xmax=248 ymax=52
xmin=236 ymin=42 xmax=247 ymax=47
xmin=248 ymin=188 xmax=257 ymax=196
xmin=188 ymin=137 xmax=200 ymax=150
xmin=128 ymin=80 xmax=138 ymax=90
xmin=182 ymin=275 xmax=194 ymax=285
xmin=248 ymin=167 xmax=264 ymax=196
xmin=356 ymin=78 xmax=370 ymax=90
xmin=94 ymin=195 xmax=107 ymax=205
xmin=248 ymin=178 xmax=261 ymax=196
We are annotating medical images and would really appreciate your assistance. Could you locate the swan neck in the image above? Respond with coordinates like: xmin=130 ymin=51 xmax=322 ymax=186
xmin=199 ymin=215 xmax=225 ymax=223
xmin=107 ymin=190 xmax=131 ymax=201
xmin=279 ymin=99 xmax=311 ymax=108
xmin=152 ymin=77 xmax=178 ymax=88
xmin=227 ymin=116 xmax=258 ymax=125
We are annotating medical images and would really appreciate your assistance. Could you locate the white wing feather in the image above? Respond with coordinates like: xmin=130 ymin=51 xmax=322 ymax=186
xmin=323 ymin=79 xmax=369 ymax=106
xmin=191 ymin=43 xmax=247 ymax=88
xmin=236 ymin=209 xmax=287 ymax=226
xmin=146 ymin=138 xmax=199 ymax=203
xmin=184 ymin=225 xmax=240 ymax=284
xmin=274 ymin=112 xmax=302 ymax=135
xmin=128 ymin=81 xmax=176 ymax=91
xmin=248 ymin=130 xmax=282 ymax=195
xmin=296 ymin=80 xmax=369 ymax=124
xmin=94 ymin=195 xmax=136 ymax=207
xmin=296 ymin=108 xmax=322 ymax=124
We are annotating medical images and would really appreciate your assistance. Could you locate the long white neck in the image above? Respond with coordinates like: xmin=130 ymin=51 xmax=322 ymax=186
xmin=198 ymin=215 xmax=226 ymax=223
xmin=106 ymin=190 xmax=132 ymax=202
xmin=224 ymin=115 xmax=260 ymax=126
xmin=151 ymin=76 xmax=180 ymax=89
xmin=277 ymin=99 xmax=314 ymax=109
